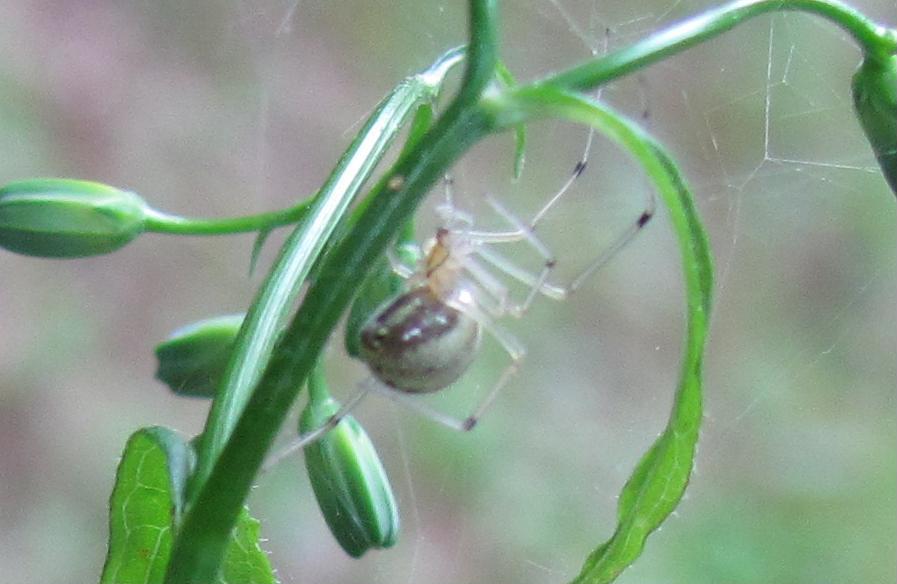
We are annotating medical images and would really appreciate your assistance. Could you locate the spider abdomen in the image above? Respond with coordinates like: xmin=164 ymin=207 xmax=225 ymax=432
xmin=359 ymin=287 xmax=481 ymax=394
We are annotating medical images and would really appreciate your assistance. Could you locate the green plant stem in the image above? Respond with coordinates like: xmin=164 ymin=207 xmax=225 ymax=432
xmin=485 ymin=85 xmax=712 ymax=367
xmin=188 ymin=47 xmax=464 ymax=506
xmin=142 ymin=201 xmax=313 ymax=235
xmin=545 ymin=0 xmax=897 ymax=93
xmin=163 ymin=6 xmax=494 ymax=582
xmin=486 ymin=86 xmax=712 ymax=584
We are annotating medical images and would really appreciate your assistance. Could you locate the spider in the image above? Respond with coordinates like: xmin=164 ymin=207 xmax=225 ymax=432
xmin=264 ymin=151 xmax=657 ymax=467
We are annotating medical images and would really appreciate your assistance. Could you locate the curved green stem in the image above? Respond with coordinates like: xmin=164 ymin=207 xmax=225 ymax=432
xmin=163 ymin=7 xmax=494 ymax=583
xmin=545 ymin=0 xmax=897 ymax=93
xmin=142 ymin=200 xmax=313 ymax=235
xmin=484 ymin=86 xmax=713 ymax=584
xmin=453 ymin=0 xmax=500 ymax=108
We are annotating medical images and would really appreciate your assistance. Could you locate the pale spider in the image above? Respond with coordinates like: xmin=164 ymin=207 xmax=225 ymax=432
xmin=264 ymin=149 xmax=656 ymax=465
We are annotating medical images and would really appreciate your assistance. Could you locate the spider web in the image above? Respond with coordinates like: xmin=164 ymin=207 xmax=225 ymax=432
xmin=235 ymin=2 xmax=896 ymax=584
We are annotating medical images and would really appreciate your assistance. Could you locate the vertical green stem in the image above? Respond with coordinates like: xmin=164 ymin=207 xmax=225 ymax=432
xmin=187 ymin=47 xmax=463 ymax=503
xmin=163 ymin=3 xmax=497 ymax=583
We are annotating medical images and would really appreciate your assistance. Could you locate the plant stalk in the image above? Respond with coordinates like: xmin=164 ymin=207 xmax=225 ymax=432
xmin=544 ymin=0 xmax=897 ymax=93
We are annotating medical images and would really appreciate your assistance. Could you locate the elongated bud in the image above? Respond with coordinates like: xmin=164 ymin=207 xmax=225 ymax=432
xmin=155 ymin=314 xmax=244 ymax=397
xmin=851 ymin=54 xmax=897 ymax=196
xmin=0 ymin=178 xmax=147 ymax=257
xmin=300 ymin=368 xmax=399 ymax=557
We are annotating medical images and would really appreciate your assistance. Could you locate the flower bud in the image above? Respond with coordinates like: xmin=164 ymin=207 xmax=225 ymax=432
xmin=300 ymin=369 xmax=399 ymax=557
xmin=0 ymin=178 xmax=147 ymax=257
xmin=155 ymin=314 xmax=244 ymax=397
xmin=852 ymin=54 xmax=897 ymax=196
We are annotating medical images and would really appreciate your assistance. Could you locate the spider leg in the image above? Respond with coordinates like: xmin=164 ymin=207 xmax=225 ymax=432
xmin=435 ymin=174 xmax=475 ymax=232
xmin=480 ymin=194 xmax=559 ymax=315
xmin=474 ymin=183 xmax=656 ymax=303
xmin=367 ymin=381 xmax=472 ymax=432
xmin=473 ymin=246 xmax=566 ymax=303
xmin=451 ymin=301 xmax=525 ymax=431
xmin=448 ymin=144 xmax=589 ymax=244
xmin=456 ymin=262 xmax=512 ymax=317
xmin=530 ymin=129 xmax=594 ymax=226
xmin=461 ymin=201 xmax=655 ymax=310
xmin=560 ymin=191 xmax=656 ymax=293
xmin=260 ymin=381 xmax=372 ymax=472
xmin=448 ymin=194 xmax=564 ymax=315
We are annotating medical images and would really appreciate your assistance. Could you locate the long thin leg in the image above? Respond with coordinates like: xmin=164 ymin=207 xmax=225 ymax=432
xmin=473 ymin=245 xmax=566 ymax=301
xmin=448 ymin=299 xmax=526 ymax=430
xmin=436 ymin=174 xmax=475 ymax=232
xmin=447 ymin=194 xmax=564 ymax=316
xmin=446 ymin=128 xmax=594 ymax=244
xmin=473 ymin=188 xmax=656 ymax=302
xmin=563 ymin=194 xmax=655 ymax=293
xmin=261 ymin=382 xmax=372 ymax=472
xmin=457 ymin=260 xmax=513 ymax=316
xmin=369 ymin=354 xmax=519 ymax=433
xmin=530 ymin=129 xmax=594 ymax=226
xmin=454 ymin=301 xmax=525 ymax=430
xmin=479 ymin=197 xmax=655 ymax=298
xmin=441 ymin=193 xmax=564 ymax=316
xmin=367 ymin=381 xmax=473 ymax=432
xmin=481 ymin=194 xmax=558 ymax=314
xmin=523 ymin=25 xmax=654 ymax=293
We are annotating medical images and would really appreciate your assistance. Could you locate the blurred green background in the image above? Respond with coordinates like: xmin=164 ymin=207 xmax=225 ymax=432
xmin=0 ymin=1 xmax=893 ymax=583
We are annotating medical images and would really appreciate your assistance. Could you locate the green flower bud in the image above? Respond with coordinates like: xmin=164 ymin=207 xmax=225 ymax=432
xmin=155 ymin=314 xmax=244 ymax=398
xmin=300 ymin=368 xmax=399 ymax=557
xmin=851 ymin=54 xmax=897 ymax=196
xmin=0 ymin=178 xmax=147 ymax=257
xmin=345 ymin=242 xmax=420 ymax=357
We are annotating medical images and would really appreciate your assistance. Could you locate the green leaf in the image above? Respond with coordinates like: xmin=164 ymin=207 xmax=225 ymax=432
xmin=571 ymin=366 xmax=702 ymax=584
xmin=495 ymin=61 xmax=526 ymax=179
xmin=219 ymin=508 xmax=277 ymax=584
xmin=100 ymin=427 xmax=191 ymax=584
xmin=249 ymin=228 xmax=273 ymax=277
xmin=101 ymin=427 xmax=275 ymax=584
